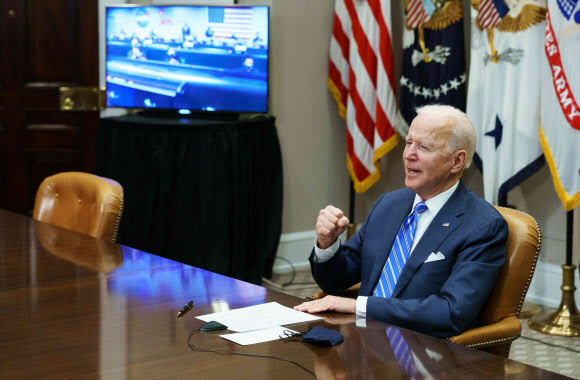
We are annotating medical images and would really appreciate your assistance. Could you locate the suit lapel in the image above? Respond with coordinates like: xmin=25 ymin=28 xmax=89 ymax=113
xmin=390 ymin=183 xmax=467 ymax=298
xmin=366 ymin=195 xmax=414 ymax=296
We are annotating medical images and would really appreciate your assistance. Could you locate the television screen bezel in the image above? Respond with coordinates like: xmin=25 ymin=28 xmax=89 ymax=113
xmin=104 ymin=4 xmax=270 ymax=115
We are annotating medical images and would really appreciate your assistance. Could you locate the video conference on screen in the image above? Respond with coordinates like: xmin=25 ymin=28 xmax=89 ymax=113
xmin=106 ymin=6 xmax=269 ymax=113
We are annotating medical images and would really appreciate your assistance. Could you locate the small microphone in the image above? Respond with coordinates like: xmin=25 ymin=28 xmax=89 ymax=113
xmin=177 ymin=301 xmax=194 ymax=318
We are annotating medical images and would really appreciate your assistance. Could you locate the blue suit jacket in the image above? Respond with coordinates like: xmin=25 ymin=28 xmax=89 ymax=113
xmin=310 ymin=182 xmax=508 ymax=338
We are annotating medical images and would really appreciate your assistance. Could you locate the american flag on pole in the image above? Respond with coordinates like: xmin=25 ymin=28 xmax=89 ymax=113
xmin=328 ymin=0 xmax=399 ymax=193
xmin=406 ymin=0 xmax=433 ymax=28
xmin=540 ymin=0 xmax=580 ymax=211
xmin=208 ymin=7 xmax=253 ymax=40
xmin=477 ymin=0 xmax=510 ymax=29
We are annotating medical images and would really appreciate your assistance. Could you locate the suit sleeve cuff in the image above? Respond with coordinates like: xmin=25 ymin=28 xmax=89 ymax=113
xmin=313 ymin=237 xmax=341 ymax=263
xmin=356 ymin=296 xmax=367 ymax=317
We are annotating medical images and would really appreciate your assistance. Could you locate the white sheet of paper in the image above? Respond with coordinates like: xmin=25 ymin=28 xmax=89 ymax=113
xmin=196 ymin=302 xmax=321 ymax=332
xmin=220 ymin=326 xmax=298 ymax=346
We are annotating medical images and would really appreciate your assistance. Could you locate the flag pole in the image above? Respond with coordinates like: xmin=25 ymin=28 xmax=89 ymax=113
xmin=566 ymin=209 xmax=573 ymax=266
xmin=498 ymin=194 xmax=508 ymax=208
xmin=347 ymin=180 xmax=357 ymax=240
xmin=529 ymin=208 xmax=580 ymax=336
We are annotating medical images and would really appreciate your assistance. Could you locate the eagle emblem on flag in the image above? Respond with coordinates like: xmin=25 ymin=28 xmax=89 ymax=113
xmin=397 ymin=0 xmax=466 ymax=136
xmin=473 ymin=0 xmax=546 ymax=63
xmin=468 ymin=0 xmax=547 ymax=205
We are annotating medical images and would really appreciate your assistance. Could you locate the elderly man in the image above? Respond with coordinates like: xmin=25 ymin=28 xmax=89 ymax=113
xmin=295 ymin=105 xmax=508 ymax=338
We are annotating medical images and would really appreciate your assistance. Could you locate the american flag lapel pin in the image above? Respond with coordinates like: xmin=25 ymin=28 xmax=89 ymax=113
xmin=442 ymin=223 xmax=450 ymax=227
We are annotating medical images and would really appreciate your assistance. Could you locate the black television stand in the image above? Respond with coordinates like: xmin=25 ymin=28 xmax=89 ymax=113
xmin=137 ymin=109 xmax=240 ymax=122
xmin=96 ymin=114 xmax=282 ymax=284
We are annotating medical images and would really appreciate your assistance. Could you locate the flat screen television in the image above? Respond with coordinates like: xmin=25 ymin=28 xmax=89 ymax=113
xmin=105 ymin=5 xmax=269 ymax=114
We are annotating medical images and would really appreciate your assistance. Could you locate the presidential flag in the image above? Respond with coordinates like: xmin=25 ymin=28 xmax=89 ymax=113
xmin=328 ymin=0 xmax=399 ymax=193
xmin=397 ymin=0 xmax=466 ymax=136
xmin=467 ymin=0 xmax=547 ymax=205
xmin=540 ymin=0 xmax=580 ymax=211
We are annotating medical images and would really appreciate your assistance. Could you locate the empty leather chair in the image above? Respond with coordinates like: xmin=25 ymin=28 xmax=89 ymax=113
xmin=33 ymin=172 xmax=124 ymax=242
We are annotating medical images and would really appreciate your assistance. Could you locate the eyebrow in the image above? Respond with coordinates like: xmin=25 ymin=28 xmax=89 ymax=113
xmin=406 ymin=138 xmax=430 ymax=146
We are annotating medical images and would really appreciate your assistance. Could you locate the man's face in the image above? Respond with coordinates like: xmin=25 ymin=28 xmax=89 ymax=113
xmin=403 ymin=114 xmax=457 ymax=200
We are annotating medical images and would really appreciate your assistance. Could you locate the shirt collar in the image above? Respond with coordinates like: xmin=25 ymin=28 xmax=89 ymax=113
xmin=412 ymin=181 xmax=459 ymax=217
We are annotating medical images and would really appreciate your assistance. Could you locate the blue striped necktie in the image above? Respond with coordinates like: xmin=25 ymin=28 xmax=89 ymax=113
xmin=374 ymin=201 xmax=428 ymax=298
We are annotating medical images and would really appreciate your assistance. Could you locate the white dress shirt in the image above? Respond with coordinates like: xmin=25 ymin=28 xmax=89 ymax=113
xmin=313 ymin=181 xmax=459 ymax=316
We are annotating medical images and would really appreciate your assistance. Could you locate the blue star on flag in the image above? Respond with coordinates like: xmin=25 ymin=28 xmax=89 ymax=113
xmin=485 ymin=115 xmax=503 ymax=150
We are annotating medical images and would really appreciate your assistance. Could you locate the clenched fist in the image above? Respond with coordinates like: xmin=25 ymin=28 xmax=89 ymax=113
xmin=316 ymin=205 xmax=349 ymax=250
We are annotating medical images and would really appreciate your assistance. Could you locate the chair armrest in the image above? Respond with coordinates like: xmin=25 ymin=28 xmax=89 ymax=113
xmin=307 ymin=283 xmax=362 ymax=301
xmin=448 ymin=316 xmax=522 ymax=348
xmin=307 ymin=291 xmax=326 ymax=301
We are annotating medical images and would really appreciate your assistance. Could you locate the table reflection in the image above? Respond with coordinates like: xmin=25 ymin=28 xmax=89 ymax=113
xmin=386 ymin=327 xmax=417 ymax=377
xmin=305 ymin=318 xmax=512 ymax=379
xmin=35 ymin=221 xmax=123 ymax=272
xmin=360 ymin=323 xmax=462 ymax=377
xmin=105 ymin=261 xmax=267 ymax=309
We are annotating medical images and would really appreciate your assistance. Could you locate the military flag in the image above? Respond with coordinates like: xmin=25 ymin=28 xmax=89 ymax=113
xmin=467 ymin=0 xmax=547 ymax=205
xmin=397 ymin=0 xmax=466 ymax=136
xmin=328 ymin=0 xmax=399 ymax=193
xmin=540 ymin=0 xmax=580 ymax=211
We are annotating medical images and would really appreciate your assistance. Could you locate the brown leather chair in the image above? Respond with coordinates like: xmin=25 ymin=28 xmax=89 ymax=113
xmin=33 ymin=172 xmax=124 ymax=242
xmin=310 ymin=206 xmax=541 ymax=357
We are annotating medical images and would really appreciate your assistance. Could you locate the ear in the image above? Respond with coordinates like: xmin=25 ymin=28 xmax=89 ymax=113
xmin=450 ymin=150 xmax=467 ymax=174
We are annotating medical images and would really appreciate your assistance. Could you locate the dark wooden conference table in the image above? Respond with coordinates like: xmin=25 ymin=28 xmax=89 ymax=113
xmin=0 ymin=210 xmax=565 ymax=379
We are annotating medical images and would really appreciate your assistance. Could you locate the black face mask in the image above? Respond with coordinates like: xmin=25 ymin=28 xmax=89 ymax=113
xmin=280 ymin=327 xmax=344 ymax=347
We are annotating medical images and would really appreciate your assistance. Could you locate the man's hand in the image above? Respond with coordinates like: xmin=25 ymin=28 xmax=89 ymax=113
xmin=316 ymin=206 xmax=349 ymax=250
xmin=294 ymin=296 xmax=356 ymax=314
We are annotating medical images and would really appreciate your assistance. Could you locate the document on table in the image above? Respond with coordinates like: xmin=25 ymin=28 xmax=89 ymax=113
xmin=196 ymin=302 xmax=322 ymax=332
xmin=220 ymin=326 xmax=299 ymax=346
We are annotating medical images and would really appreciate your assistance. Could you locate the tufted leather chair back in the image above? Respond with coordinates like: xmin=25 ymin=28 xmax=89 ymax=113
xmin=448 ymin=207 xmax=541 ymax=357
xmin=33 ymin=172 xmax=124 ymax=242
xmin=466 ymin=206 xmax=541 ymax=356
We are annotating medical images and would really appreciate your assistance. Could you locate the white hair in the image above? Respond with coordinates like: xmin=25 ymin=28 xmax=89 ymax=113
xmin=415 ymin=104 xmax=476 ymax=168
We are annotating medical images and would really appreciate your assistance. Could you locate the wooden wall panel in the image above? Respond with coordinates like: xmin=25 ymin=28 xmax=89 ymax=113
xmin=26 ymin=0 xmax=79 ymax=85
xmin=0 ymin=0 xmax=99 ymax=215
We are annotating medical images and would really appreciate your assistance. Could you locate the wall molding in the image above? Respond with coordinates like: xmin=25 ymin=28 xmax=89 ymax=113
xmin=273 ymin=231 xmax=580 ymax=308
